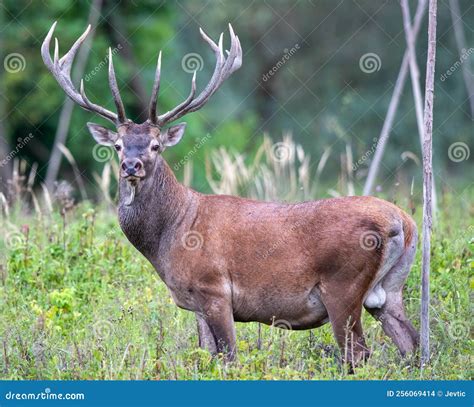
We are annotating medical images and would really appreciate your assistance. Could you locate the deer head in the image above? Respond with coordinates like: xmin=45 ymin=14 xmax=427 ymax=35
xmin=41 ymin=22 xmax=242 ymax=204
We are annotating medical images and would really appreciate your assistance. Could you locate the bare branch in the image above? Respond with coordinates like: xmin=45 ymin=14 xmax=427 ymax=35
xmin=421 ymin=0 xmax=438 ymax=366
xmin=363 ymin=0 xmax=427 ymax=196
xmin=449 ymin=0 xmax=474 ymax=119
xmin=401 ymin=0 xmax=437 ymax=216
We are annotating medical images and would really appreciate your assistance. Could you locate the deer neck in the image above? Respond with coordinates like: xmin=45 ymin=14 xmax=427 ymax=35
xmin=117 ymin=158 xmax=195 ymax=260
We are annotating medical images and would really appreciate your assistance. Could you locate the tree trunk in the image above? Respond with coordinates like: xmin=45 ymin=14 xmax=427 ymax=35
xmin=363 ymin=1 xmax=427 ymax=196
xmin=449 ymin=0 xmax=474 ymax=119
xmin=421 ymin=0 xmax=437 ymax=366
xmin=0 ymin=95 xmax=11 ymax=195
xmin=0 ymin=6 xmax=12 ymax=194
xmin=401 ymin=0 xmax=427 ymax=148
xmin=400 ymin=0 xmax=437 ymax=216
xmin=45 ymin=0 xmax=103 ymax=193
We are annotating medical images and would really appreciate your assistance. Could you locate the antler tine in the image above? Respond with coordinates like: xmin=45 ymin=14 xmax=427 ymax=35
xmin=173 ymin=27 xmax=238 ymax=118
xmin=53 ymin=38 xmax=60 ymax=66
xmin=41 ymin=22 xmax=122 ymax=125
xmin=157 ymin=24 xmax=241 ymax=126
xmin=108 ymin=48 xmax=127 ymax=123
xmin=164 ymin=71 xmax=198 ymax=120
xmin=59 ymin=24 xmax=91 ymax=76
xmin=80 ymin=79 xmax=100 ymax=111
xmin=188 ymin=30 xmax=225 ymax=101
xmin=155 ymin=28 xmax=224 ymax=125
xmin=218 ymin=24 xmax=240 ymax=82
xmin=148 ymin=51 xmax=162 ymax=124
xmin=41 ymin=21 xmax=57 ymax=70
xmin=196 ymin=32 xmax=225 ymax=98
xmin=226 ymin=24 xmax=242 ymax=75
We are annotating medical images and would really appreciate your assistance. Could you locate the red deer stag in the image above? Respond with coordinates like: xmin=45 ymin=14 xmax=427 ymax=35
xmin=42 ymin=22 xmax=419 ymax=367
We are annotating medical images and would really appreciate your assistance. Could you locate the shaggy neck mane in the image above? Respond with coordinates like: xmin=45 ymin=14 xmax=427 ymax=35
xmin=117 ymin=158 xmax=193 ymax=259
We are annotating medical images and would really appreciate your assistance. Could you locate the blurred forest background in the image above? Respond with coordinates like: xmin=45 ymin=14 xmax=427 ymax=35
xmin=0 ymin=0 xmax=472 ymax=202
xmin=0 ymin=0 xmax=473 ymax=381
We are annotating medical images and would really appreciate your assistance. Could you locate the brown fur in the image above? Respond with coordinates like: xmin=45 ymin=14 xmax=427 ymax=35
xmin=94 ymin=129 xmax=419 ymax=366
xmin=44 ymin=22 xmax=418 ymax=367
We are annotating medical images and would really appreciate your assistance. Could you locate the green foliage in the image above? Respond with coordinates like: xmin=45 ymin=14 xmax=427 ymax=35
xmin=0 ymin=192 xmax=472 ymax=380
xmin=1 ymin=1 xmax=472 ymax=197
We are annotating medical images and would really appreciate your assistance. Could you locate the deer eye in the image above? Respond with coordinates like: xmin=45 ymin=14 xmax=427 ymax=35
xmin=114 ymin=144 xmax=121 ymax=151
xmin=151 ymin=144 xmax=160 ymax=152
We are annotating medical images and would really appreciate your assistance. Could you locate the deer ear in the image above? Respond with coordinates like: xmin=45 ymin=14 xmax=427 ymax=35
xmin=87 ymin=122 xmax=118 ymax=146
xmin=161 ymin=123 xmax=186 ymax=147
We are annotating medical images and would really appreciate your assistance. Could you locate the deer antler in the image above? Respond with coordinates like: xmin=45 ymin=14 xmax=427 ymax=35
xmin=41 ymin=21 xmax=128 ymax=125
xmin=148 ymin=24 xmax=242 ymax=127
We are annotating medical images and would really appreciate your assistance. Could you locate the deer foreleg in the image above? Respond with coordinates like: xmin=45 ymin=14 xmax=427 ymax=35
xmin=202 ymin=300 xmax=236 ymax=361
xmin=196 ymin=313 xmax=217 ymax=354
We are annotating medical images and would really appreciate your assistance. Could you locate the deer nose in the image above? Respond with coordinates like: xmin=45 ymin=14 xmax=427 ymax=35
xmin=121 ymin=158 xmax=143 ymax=176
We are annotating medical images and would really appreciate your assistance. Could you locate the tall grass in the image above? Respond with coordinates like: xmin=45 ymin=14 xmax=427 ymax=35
xmin=206 ymin=133 xmax=332 ymax=201
xmin=0 ymin=138 xmax=472 ymax=380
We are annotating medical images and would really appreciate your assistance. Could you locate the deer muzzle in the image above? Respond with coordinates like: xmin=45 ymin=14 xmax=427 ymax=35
xmin=121 ymin=158 xmax=145 ymax=180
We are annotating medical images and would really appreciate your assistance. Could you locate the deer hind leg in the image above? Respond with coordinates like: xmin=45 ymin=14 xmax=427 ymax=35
xmin=367 ymin=291 xmax=418 ymax=356
xmin=365 ymin=231 xmax=419 ymax=356
xmin=323 ymin=295 xmax=371 ymax=369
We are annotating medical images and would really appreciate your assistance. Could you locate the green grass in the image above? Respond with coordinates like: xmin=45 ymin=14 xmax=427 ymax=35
xmin=0 ymin=192 xmax=472 ymax=380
